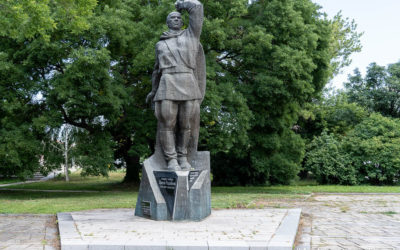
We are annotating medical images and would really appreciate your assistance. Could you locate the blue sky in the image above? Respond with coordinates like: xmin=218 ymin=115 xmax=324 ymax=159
xmin=313 ymin=0 xmax=400 ymax=89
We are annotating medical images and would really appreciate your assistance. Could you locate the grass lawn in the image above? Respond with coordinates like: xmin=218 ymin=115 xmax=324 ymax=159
xmin=0 ymin=172 xmax=134 ymax=191
xmin=0 ymin=172 xmax=399 ymax=214
xmin=0 ymin=190 xmax=137 ymax=214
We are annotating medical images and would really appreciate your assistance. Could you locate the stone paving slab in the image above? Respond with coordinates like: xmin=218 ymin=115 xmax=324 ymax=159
xmin=307 ymin=195 xmax=400 ymax=250
xmin=3 ymin=193 xmax=399 ymax=249
xmin=275 ymin=194 xmax=400 ymax=250
xmin=0 ymin=214 xmax=58 ymax=250
xmin=58 ymin=208 xmax=301 ymax=250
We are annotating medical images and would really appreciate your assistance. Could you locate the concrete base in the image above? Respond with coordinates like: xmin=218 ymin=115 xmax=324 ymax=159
xmin=135 ymin=151 xmax=211 ymax=221
xmin=57 ymin=208 xmax=301 ymax=250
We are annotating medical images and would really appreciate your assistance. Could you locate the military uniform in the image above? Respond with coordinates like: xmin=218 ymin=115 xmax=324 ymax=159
xmin=149 ymin=0 xmax=205 ymax=169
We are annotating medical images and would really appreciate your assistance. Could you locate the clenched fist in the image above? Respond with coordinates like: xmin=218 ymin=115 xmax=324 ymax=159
xmin=175 ymin=0 xmax=184 ymax=12
xmin=175 ymin=0 xmax=200 ymax=12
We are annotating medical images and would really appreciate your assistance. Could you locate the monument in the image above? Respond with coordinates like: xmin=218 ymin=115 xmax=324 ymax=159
xmin=135 ymin=0 xmax=211 ymax=221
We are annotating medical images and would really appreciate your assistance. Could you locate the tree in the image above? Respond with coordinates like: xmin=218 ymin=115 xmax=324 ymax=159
xmin=298 ymin=92 xmax=368 ymax=142
xmin=345 ymin=62 xmax=400 ymax=118
xmin=0 ymin=0 xmax=97 ymax=42
xmin=0 ymin=93 xmax=42 ymax=179
xmin=1 ymin=0 xmax=251 ymax=182
xmin=1 ymin=0 xmax=361 ymax=184
xmin=208 ymin=0 xmax=361 ymax=185
xmin=45 ymin=124 xmax=79 ymax=182
xmin=0 ymin=36 xmax=46 ymax=179
xmin=0 ymin=0 xmax=98 ymax=179
xmin=297 ymin=90 xmax=369 ymax=180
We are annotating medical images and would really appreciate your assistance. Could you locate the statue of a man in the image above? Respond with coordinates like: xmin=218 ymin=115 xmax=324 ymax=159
xmin=146 ymin=0 xmax=206 ymax=171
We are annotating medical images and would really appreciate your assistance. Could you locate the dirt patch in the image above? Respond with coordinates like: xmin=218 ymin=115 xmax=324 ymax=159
xmin=252 ymin=195 xmax=312 ymax=208
xmin=45 ymin=215 xmax=60 ymax=250
xmin=294 ymin=212 xmax=312 ymax=248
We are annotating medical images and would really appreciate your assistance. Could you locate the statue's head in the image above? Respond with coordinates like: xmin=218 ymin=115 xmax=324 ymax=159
xmin=167 ymin=11 xmax=183 ymax=31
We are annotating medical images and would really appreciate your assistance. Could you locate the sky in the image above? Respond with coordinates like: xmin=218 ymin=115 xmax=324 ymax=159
xmin=313 ymin=0 xmax=400 ymax=89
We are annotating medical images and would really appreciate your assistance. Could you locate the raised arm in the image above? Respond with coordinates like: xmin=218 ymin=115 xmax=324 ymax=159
xmin=175 ymin=0 xmax=203 ymax=39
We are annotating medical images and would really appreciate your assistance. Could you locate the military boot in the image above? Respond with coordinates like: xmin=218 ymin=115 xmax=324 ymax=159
xmin=159 ymin=130 xmax=180 ymax=170
xmin=177 ymin=129 xmax=192 ymax=170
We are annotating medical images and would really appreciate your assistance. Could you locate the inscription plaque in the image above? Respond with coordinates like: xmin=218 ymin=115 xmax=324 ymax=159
xmin=141 ymin=201 xmax=151 ymax=217
xmin=189 ymin=170 xmax=201 ymax=189
xmin=154 ymin=171 xmax=177 ymax=216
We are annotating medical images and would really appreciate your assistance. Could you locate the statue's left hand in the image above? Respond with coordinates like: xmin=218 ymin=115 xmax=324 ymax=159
xmin=146 ymin=92 xmax=155 ymax=104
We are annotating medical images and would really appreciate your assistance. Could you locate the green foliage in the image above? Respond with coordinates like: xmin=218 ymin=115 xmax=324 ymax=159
xmin=304 ymin=131 xmax=356 ymax=185
xmin=329 ymin=12 xmax=363 ymax=76
xmin=199 ymin=75 xmax=252 ymax=157
xmin=346 ymin=62 xmax=400 ymax=118
xmin=209 ymin=0 xmax=361 ymax=185
xmin=344 ymin=113 xmax=400 ymax=185
xmin=73 ymin=131 xmax=115 ymax=176
xmin=0 ymin=0 xmax=361 ymax=184
xmin=0 ymin=0 xmax=55 ymax=41
xmin=0 ymin=0 xmax=96 ymax=41
xmin=0 ymin=123 xmax=40 ymax=179
xmin=0 ymin=47 xmax=43 ymax=178
xmin=305 ymin=113 xmax=400 ymax=185
xmin=298 ymin=92 xmax=368 ymax=142
xmin=0 ymin=0 xmax=99 ymax=179
xmin=303 ymin=59 xmax=400 ymax=186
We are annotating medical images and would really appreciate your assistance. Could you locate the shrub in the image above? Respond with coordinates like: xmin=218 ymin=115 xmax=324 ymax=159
xmin=304 ymin=131 xmax=357 ymax=185
xmin=305 ymin=113 xmax=400 ymax=185
xmin=344 ymin=113 xmax=400 ymax=185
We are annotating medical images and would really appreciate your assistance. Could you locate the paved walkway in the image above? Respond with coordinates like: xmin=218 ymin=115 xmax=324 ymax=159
xmin=0 ymin=181 xmax=45 ymax=188
xmin=0 ymin=194 xmax=400 ymax=249
xmin=0 ymin=214 xmax=58 ymax=250
xmin=58 ymin=208 xmax=300 ymax=249
xmin=278 ymin=194 xmax=400 ymax=249
xmin=0 ymin=171 xmax=59 ymax=188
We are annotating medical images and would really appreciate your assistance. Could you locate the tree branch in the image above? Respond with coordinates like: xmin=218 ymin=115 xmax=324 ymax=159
xmin=60 ymin=106 xmax=95 ymax=133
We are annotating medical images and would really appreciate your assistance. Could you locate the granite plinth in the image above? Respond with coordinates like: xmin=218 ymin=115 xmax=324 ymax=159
xmin=135 ymin=151 xmax=211 ymax=221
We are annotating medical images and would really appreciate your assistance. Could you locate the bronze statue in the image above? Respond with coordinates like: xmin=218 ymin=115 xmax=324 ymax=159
xmin=146 ymin=0 xmax=206 ymax=171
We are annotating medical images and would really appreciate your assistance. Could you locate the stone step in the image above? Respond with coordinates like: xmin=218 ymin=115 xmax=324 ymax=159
xmin=26 ymin=172 xmax=45 ymax=181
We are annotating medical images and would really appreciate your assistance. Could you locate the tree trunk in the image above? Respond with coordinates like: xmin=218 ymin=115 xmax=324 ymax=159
xmin=123 ymin=154 xmax=141 ymax=184
xmin=64 ymin=132 xmax=70 ymax=182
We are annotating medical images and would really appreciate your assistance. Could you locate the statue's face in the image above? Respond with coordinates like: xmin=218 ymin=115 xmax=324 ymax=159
xmin=167 ymin=12 xmax=183 ymax=31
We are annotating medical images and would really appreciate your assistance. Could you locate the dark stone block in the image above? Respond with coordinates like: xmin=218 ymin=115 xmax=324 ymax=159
xmin=135 ymin=151 xmax=211 ymax=221
xmin=154 ymin=171 xmax=178 ymax=216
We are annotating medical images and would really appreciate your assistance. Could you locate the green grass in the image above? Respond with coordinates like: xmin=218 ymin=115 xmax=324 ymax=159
xmin=1 ymin=172 xmax=136 ymax=191
xmin=212 ymin=185 xmax=400 ymax=194
xmin=5 ymin=173 xmax=400 ymax=193
xmin=0 ymin=172 xmax=399 ymax=214
xmin=211 ymin=192 xmax=303 ymax=209
xmin=0 ymin=190 xmax=137 ymax=214
xmin=380 ymin=211 xmax=398 ymax=216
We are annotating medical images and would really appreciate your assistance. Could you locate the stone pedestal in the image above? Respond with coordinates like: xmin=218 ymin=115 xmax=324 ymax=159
xmin=135 ymin=151 xmax=211 ymax=221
